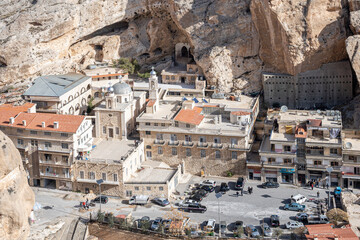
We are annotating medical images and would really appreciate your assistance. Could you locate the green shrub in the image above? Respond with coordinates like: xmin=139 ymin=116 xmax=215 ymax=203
xmin=107 ymin=213 xmax=114 ymax=228
xmin=137 ymin=72 xmax=151 ymax=79
xmin=227 ymin=171 xmax=233 ymax=177
xmin=112 ymin=58 xmax=139 ymax=74
xmin=97 ymin=210 xmax=105 ymax=223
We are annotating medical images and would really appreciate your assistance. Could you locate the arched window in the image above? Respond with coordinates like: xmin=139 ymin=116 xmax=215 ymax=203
xmin=81 ymin=98 xmax=86 ymax=106
xmin=87 ymin=84 xmax=91 ymax=90
xmin=74 ymin=92 xmax=79 ymax=98
xmin=81 ymin=87 xmax=86 ymax=94
xmin=146 ymin=145 xmax=151 ymax=149
xmin=75 ymin=103 xmax=80 ymax=111
xmin=69 ymin=107 xmax=74 ymax=114
xmin=68 ymin=95 xmax=73 ymax=102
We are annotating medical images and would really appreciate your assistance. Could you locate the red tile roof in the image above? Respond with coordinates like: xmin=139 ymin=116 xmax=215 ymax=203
xmin=174 ymin=107 xmax=204 ymax=125
xmin=0 ymin=102 xmax=35 ymax=113
xmin=305 ymin=224 xmax=358 ymax=240
xmin=307 ymin=119 xmax=322 ymax=127
xmin=231 ymin=111 xmax=251 ymax=116
xmin=0 ymin=112 xmax=85 ymax=133
xmin=147 ymin=100 xmax=156 ymax=107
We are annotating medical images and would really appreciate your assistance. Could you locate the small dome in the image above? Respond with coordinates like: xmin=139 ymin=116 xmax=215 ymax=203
xmin=150 ymin=66 xmax=156 ymax=76
xmin=108 ymin=86 xmax=114 ymax=92
xmin=113 ymin=82 xmax=132 ymax=95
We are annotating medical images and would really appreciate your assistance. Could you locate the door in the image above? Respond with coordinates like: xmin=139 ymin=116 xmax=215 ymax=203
xmin=108 ymin=128 xmax=114 ymax=138
xmin=181 ymin=77 xmax=186 ymax=83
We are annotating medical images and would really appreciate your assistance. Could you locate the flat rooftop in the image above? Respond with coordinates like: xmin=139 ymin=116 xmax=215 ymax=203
xmin=278 ymin=110 xmax=342 ymax=128
xmin=90 ymin=139 xmax=138 ymax=163
xmin=133 ymin=81 xmax=195 ymax=90
xmin=270 ymin=132 xmax=296 ymax=142
xmin=343 ymin=138 xmax=360 ymax=152
xmin=126 ymin=160 xmax=176 ymax=183
xmin=139 ymin=100 xmax=180 ymax=120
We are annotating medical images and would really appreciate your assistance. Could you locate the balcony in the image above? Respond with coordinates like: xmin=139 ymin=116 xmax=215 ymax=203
xmin=197 ymin=142 xmax=208 ymax=148
xmin=168 ymin=140 xmax=179 ymax=146
xmin=342 ymin=160 xmax=360 ymax=166
xmin=40 ymin=171 xmax=71 ymax=179
xmin=76 ymin=178 xmax=119 ymax=185
xmin=306 ymin=164 xmax=341 ymax=171
xmin=211 ymin=143 xmax=223 ymax=149
xmin=246 ymin=160 xmax=262 ymax=167
xmin=182 ymin=141 xmax=194 ymax=147
xmin=342 ymin=173 xmax=360 ymax=180
xmin=38 ymin=146 xmax=72 ymax=154
xmin=228 ymin=144 xmax=247 ymax=151
xmin=154 ymin=139 xmax=165 ymax=145
xmin=39 ymin=159 xmax=71 ymax=167
xmin=17 ymin=144 xmax=29 ymax=151
xmin=263 ymin=162 xmax=295 ymax=168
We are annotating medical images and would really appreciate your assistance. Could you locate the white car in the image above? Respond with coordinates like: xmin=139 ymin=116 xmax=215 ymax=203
xmin=201 ymin=180 xmax=216 ymax=188
xmin=286 ymin=221 xmax=304 ymax=229
xmin=178 ymin=199 xmax=199 ymax=207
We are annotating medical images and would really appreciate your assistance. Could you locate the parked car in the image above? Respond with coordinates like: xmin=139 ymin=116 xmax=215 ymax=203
xmin=295 ymin=212 xmax=309 ymax=222
xmin=161 ymin=219 xmax=172 ymax=230
xmin=91 ymin=196 xmax=108 ymax=204
xmin=178 ymin=199 xmax=199 ymax=207
xmin=235 ymin=220 xmax=243 ymax=229
xmin=193 ymin=189 xmax=209 ymax=197
xmin=283 ymin=202 xmax=305 ymax=212
xmin=201 ymin=180 xmax=216 ymax=188
xmin=204 ymin=219 xmax=216 ymax=232
xmin=220 ymin=221 xmax=227 ymax=234
xmin=180 ymin=204 xmax=207 ymax=213
xmin=261 ymin=223 xmax=272 ymax=237
xmin=261 ymin=181 xmax=279 ymax=189
xmin=189 ymin=193 xmax=203 ymax=202
xmin=220 ymin=182 xmax=230 ymax=193
xmin=306 ymin=215 xmax=329 ymax=224
xmin=270 ymin=215 xmax=280 ymax=227
xmin=286 ymin=221 xmax=304 ymax=229
xmin=151 ymin=217 xmax=163 ymax=231
xmin=152 ymin=198 xmax=170 ymax=207
xmin=138 ymin=216 xmax=150 ymax=228
xmin=235 ymin=177 xmax=245 ymax=190
xmin=199 ymin=185 xmax=215 ymax=192
xmin=245 ymin=225 xmax=260 ymax=237
xmin=129 ymin=195 xmax=149 ymax=205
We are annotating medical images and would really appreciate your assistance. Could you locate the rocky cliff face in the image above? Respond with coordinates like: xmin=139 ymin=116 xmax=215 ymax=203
xmin=0 ymin=0 xmax=356 ymax=94
xmin=0 ymin=130 xmax=35 ymax=239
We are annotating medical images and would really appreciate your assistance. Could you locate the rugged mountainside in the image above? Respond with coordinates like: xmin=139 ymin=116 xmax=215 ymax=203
xmin=0 ymin=0 xmax=354 ymax=92
xmin=0 ymin=130 xmax=35 ymax=239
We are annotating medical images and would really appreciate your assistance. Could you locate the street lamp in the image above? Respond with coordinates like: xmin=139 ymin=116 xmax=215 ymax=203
xmin=216 ymin=192 xmax=222 ymax=237
xmin=326 ymin=167 xmax=333 ymax=208
xmin=96 ymin=179 xmax=104 ymax=212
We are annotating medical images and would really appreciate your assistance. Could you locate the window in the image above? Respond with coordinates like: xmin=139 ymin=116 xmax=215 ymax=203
xmin=284 ymin=158 xmax=292 ymax=164
xmin=231 ymin=151 xmax=237 ymax=159
xmin=159 ymin=187 xmax=164 ymax=191
xmin=331 ymin=161 xmax=339 ymax=166
xmin=116 ymin=127 xmax=119 ymax=135
xmin=231 ymin=138 xmax=238 ymax=145
xmin=349 ymin=155 xmax=356 ymax=161
xmin=166 ymin=76 xmax=170 ymax=80
xmin=172 ymin=147 xmax=177 ymax=156
xmin=330 ymin=148 xmax=338 ymax=155
xmin=45 ymin=142 xmax=52 ymax=148
xmin=44 ymin=132 xmax=51 ymax=136
xmin=283 ymin=146 xmax=291 ymax=152
xmin=156 ymin=133 xmax=163 ymax=140
xmin=215 ymin=150 xmax=221 ymax=159
xmin=154 ymin=123 xmax=158 ymax=126
xmin=126 ymin=190 xmax=132 ymax=197
xmin=103 ymin=127 xmax=106 ymax=134
xmin=186 ymin=124 xmax=190 ymax=128
xmin=214 ymin=137 xmax=221 ymax=144
xmin=114 ymin=174 xmax=118 ymax=182
xmin=146 ymin=145 xmax=151 ymax=150
xmin=185 ymin=135 xmax=192 ymax=142
xmin=102 ymin=173 xmax=107 ymax=181
xmin=61 ymin=133 xmax=68 ymax=137
xmin=61 ymin=143 xmax=68 ymax=149
xmin=186 ymin=148 xmax=191 ymax=157
xmin=161 ymin=123 xmax=165 ymax=127
xmin=30 ymin=130 xmax=37 ymax=135
xmin=314 ymin=160 xmax=322 ymax=165
xmin=145 ymin=122 xmax=151 ymax=126
xmin=88 ymin=172 xmax=95 ymax=180
xmin=147 ymin=186 xmax=151 ymax=191
xmin=170 ymin=134 xmax=177 ymax=141
xmin=158 ymin=146 xmax=163 ymax=155
xmin=80 ymin=171 xmax=84 ymax=179
xmin=201 ymin=149 xmax=206 ymax=158
xmin=135 ymin=186 xmax=139 ymax=191
xmin=268 ymin=158 xmax=275 ymax=163
xmin=146 ymin=151 xmax=152 ymax=158
xmin=17 ymin=139 xmax=23 ymax=145
xmin=145 ymin=131 xmax=151 ymax=135
xmin=175 ymin=121 xmax=179 ymax=127
xmin=199 ymin=136 xmax=206 ymax=143
xmin=62 ymin=156 xmax=68 ymax=163
xmin=17 ymin=129 xmax=23 ymax=133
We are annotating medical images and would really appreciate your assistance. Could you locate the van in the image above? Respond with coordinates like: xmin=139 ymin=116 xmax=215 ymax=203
xmin=291 ymin=194 xmax=307 ymax=204
xmin=204 ymin=219 xmax=216 ymax=232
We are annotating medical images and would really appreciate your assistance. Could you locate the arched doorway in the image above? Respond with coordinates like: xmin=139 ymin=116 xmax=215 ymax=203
xmin=181 ymin=46 xmax=188 ymax=58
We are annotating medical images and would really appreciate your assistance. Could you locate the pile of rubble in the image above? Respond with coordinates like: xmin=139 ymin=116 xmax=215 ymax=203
xmin=341 ymin=191 xmax=360 ymax=237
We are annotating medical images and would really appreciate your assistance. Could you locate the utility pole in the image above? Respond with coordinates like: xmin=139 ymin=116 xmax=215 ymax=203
xmin=96 ymin=179 xmax=104 ymax=213
xmin=326 ymin=167 xmax=333 ymax=208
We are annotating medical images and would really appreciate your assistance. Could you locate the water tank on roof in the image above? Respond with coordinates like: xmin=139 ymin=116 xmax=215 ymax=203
xmin=211 ymin=92 xmax=225 ymax=99
xmin=280 ymin=105 xmax=288 ymax=112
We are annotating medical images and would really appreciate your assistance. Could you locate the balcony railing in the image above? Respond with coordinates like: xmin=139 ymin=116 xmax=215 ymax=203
xmin=228 ymin=144 xmax=247 ymax=151
xmin=263 ymin=162 xmax=294 ymax=167
xmin=211 ymin=143 xmax=223 ymax=149
xmin=154 ymin=139 xmax=165 ymax=145
xmin=76 ymin=178 xmax=119 ymax=185
xmin=197 ymin=142 xmax=208 ymax=148
xmin=40 ymin=172 xmax=71 ymax=179
xmin=182 ymin=141 xmax=194 ymax=147
xmin=38 ymin=146 xmax=72 ymax=153
xmin=168 ymin=140 xmax=179 ymax=146
xmin=306 ymin=164 xmax=341 ymax=171
xmin=39 ymin=159 xmax=71 ymax=166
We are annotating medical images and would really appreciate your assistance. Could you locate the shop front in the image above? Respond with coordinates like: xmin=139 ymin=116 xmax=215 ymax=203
xmin=330 ymin=173 xmax=339 ymax=187
xmin=265 ymin=170 xmax=278 ymax=182
xmin=342 ymin=174 xmax=360 ymax=189
xmin=309 ymin=170 xmax=323 ymax=182
xmin=248 ymin=167 xmax=261 ymax=181
xmin=281 ymin=168 xmax=295 ymax=184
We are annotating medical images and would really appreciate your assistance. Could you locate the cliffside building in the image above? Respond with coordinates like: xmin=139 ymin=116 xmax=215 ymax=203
xmin=341 ymin=129 xmax=360 ymax=190
xmin=262 ymin=61 xmax=353 ymax=109
xmin=23 ymin=73 xmax=92 ymax=115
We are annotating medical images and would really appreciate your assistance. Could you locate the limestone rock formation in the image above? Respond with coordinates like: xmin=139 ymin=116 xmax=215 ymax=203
xmin=0 ymin=130 xmax=35 ymax=239
xmin=0 ymin=0 xmax=355 ymax=93
xmin=251 ymin=0 xmax=349 ymax=75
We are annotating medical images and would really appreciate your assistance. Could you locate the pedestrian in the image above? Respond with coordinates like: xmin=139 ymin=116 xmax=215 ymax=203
xmin=311 ymin=183 xmax=314 ymax=190
xmin=248 ymin=186 xmax=251 ymax=194
xmin=236 ymin=191 xmax=239 ymax=197
xmin=250 ymin=187 xmax=253 ymax=194
xmin=317 ymin=191 xmax=320 ymax=198
xmin=30 ymin=209 xmax=35 ymax=225
xmin=326 ymin=183 xmax=329 ymax=189
xmin=322 ymin=182 xmax=325 ymax=189
xmin=240 ymin=188 xmax=243 ymax=196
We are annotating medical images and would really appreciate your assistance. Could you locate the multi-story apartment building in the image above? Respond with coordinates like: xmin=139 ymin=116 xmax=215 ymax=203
xmin=137 ymin=69 xmax=260 ymax=176
xmin=341 ymin=129 xmax=360 ymax=190
xmin=0 ymin=105 xmax=93 ymax=190
xmin=255 ymin=109 xmax=342 ymax=186
xmin=22 ymin=73 xmax=92 ymax=115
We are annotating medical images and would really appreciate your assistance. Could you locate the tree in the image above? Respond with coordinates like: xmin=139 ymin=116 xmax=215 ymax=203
xmin=273 ymin=228 xmax=283 ymax=240
xmin=137 ymin=72 xmax=150 ymax=79
xmin=107 ymin=213 xmax=114 ymax=228
xmin=87 ymin=97 xmax=95 ymax=114
xmin=112 ymin=58 xmax=136 ymax=74
xmin=96 ymin=210 xmax=104 ymax=223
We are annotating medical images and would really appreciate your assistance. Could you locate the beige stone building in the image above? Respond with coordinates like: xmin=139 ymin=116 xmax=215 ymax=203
xmin=137 ymin=69 xmax=260 ymax=176
xmin=253 ymin=109 xmax=343 ymax=186
xmin=0 ymin=104 xmax=93 ymax=190
xmin=22 ymin=73 xmax=92 ymax=115
xmin=341 ymin=129 xmax=360 ymax=190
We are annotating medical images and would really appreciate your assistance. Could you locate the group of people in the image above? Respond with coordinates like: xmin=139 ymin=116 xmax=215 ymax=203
xmin=236 ymin=186 xmax=253 ymax=197
xmin=80 ymin=198 xmax=90 ymax=210
xmin=309 ymin=179 xmax=329 ymax=190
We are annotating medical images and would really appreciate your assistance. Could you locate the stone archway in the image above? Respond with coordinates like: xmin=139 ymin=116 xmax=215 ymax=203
xmin=181 ymin=46 xmax=189 ymax=58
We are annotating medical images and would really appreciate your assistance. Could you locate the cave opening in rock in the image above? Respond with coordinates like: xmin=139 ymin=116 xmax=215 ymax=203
xmin=94 ymin=45 xmax=104 ymax=62
xmin=153 ymin=48 xmax=162 ymax=55
xmin=0 ymin=57 xmax=7 ymax=67
xmin=181 ymin=46 xmax=189 ymax=58
xmin=82 ymin=21 xmax=129 ymax=41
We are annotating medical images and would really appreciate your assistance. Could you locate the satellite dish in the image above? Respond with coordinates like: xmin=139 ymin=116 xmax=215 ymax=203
xmin=241 ymin=121 xmax=248 ymax=126
xmin=345 ymin=142 xmax=352 ymax=149
xmin=280 ymin=105 xmax=288 ymax=112
xmin=317 ymin=109 xmax=321 ymax=114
